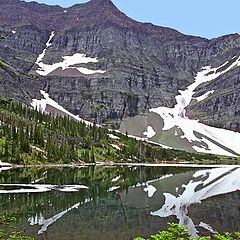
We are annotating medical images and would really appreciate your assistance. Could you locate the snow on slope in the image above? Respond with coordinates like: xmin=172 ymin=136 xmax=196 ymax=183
xmin=31 ymin=90 xmax=94 ymax=126
xmin=195 ymin=90 xmax=214 ymax=102
xmin=36 ymin=53 xmax=106 ymax=76
xmin=35 ymin=32 xmax=105 ymax=76
xmin=35 ymin=31 xmax=55 ymax=65
xmin=31 ymin=91 xmax=174 ymax=152
xmin=149 ymin=56 xmax=240 ymax=156
xmin=151 ymin=166 xmax=240 ymax=236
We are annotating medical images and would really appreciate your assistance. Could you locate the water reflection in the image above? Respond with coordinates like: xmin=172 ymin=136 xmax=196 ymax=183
xmin=0 ymin=165 xmax=239 ymax=239
xmin=150 ymin=167 xmax=240 ymax=235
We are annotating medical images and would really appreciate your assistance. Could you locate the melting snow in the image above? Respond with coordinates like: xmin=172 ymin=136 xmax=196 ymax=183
xmin=108 ymin=134 xmax=120 ymax=140
xmin=111 ymin=144 xmax=121 ymax=151
xmin=150 ymin=56 xmax=240 ymax=156
xmin=158 ymin=174 xmax=174 ymax=181
xmin=192 ymin=137 xmax=234 ymax=156
xmin=111 ymin=176 xmax=121 ymax=182
xmin=30 ymin=145 xmax=45 ymax=153
xmin=35 ymin=31 xmax=55 ymax=64
xmin=199 ymin=222 xmax=217 ymax=234
xmin=195 ymin=90 xmax=214 ymax=102
xmin=35 ymin=32 xmax=105 ymax=76
xmin=108 ymin=186 xmax=120 ymax=192
xmin=143 ymin=126 xmax=156 ymax=138
xmin=31 ymin=90 xmax=94 ymax=126
xmin=36 ymin=52 xmax=105 ymax=76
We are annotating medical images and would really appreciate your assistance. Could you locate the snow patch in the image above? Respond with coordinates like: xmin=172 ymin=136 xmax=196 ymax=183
xmin=199 ymin=222 xmax=217 ymax=234
xmin=30 ymin=145 xmax=45 ymax=153
xmin=36 ymin=52 xmax=105 ymax=76
xmin=108 ymin=134 xmax=120 ymax=140
xmin=150 ymin=56 xmax=240 ymax=156
xmin=143 ymin=126 xmax=156 ymax=138
xmin=35 ymin=31 xmax=55 ymax=65
xmin=31 ymin=90 xmax=94 ymax=126
xmin=108 ymin=186 xmax=120 ymax=192
xmin=195 ymin=90 xmax=214 ymax=102
xmin=192 ymin=136 xmax=235 ymax=156
xmin=111 ymin=144 xmax=121 ymax=151
xmin=159 ymin=174 xmax=173 ymax=181
xmin=111 ymin=176 xmax=121 ymax=182
xmin=35 ymin=31 xmax=105 ymax=76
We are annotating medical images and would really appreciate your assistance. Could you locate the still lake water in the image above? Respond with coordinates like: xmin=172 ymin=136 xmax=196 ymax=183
xmin=0 ymin=165 xmax=240 ymax=239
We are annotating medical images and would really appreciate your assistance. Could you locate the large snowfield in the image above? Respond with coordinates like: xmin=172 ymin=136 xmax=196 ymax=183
xmin=149 ymin=56 xmax=240 ymax=156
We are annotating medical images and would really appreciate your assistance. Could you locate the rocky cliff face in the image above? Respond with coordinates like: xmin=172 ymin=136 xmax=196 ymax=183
xmin=0 ymin=0 xmax=240 ymax=133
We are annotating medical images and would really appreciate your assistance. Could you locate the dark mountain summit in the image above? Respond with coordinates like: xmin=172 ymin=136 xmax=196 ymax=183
xmin=0 ymin=0 xmax=240 ymax=137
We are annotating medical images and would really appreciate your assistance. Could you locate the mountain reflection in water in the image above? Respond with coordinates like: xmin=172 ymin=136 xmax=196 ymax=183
xmin=0 ymin=165 xmax=239 ymax=239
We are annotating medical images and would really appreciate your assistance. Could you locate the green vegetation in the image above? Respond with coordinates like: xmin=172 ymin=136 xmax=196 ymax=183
xmin=0 ymin=99 xmax=238 ymax=165
xmin=133 ymin=223 xmax=240 ymax=240
xmin=0 ymin=212 xmax=33 ymax=240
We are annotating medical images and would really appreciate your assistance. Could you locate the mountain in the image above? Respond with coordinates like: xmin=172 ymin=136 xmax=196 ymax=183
xmin=0 ymin=0 xmax=240 ymax=156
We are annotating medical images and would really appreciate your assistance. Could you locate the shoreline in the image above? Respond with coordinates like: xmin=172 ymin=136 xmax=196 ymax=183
xmin=5 ymin=161 xmax=240 ymax=169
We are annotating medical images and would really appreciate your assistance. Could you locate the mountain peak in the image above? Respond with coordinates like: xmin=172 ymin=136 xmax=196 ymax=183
xmin=88 ymin=0 xmax=113 ymax=4
xmin=84 ymin=0 xmax=116 ymax=9
xmin=69 ymin=0 xmax=117 ymax=13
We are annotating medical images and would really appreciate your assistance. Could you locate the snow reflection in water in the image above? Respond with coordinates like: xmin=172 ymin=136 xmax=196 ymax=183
xmin=29 ymin=203 xmax=80 ymax=234
xmin=0 ymin=184 xmax=88 ymax=194
xmin=0 ymin=165 xmax=239 ymax=238
xmin=150 ymin=167 xmax=240 ymax=236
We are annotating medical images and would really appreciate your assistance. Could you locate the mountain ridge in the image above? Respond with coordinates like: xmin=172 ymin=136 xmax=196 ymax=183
xmin=0 ymin=0 xmax=240 ymax=156
xmin=0 ymin=0 xmax=239 ymax=39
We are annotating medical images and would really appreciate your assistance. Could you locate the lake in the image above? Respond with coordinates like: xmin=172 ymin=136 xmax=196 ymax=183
xmin=0 ymin=165 xmax=239 ymax=239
